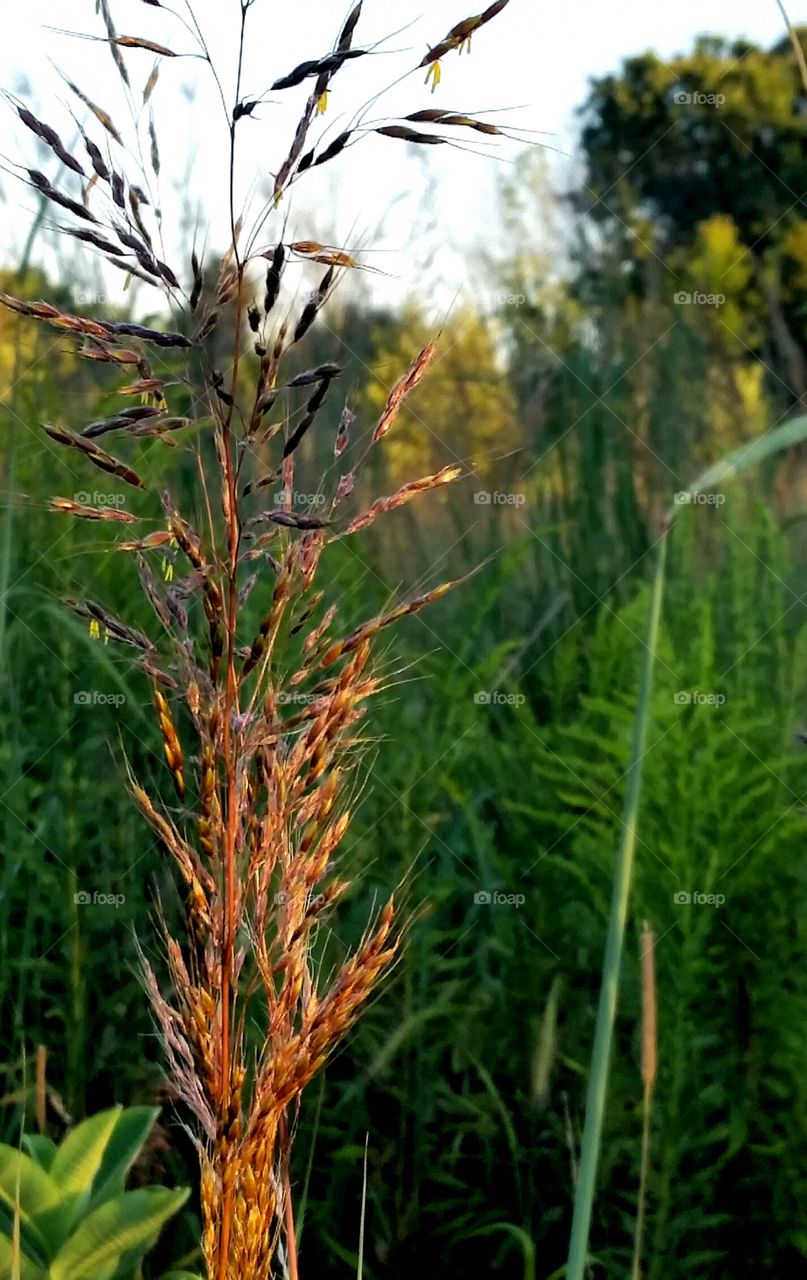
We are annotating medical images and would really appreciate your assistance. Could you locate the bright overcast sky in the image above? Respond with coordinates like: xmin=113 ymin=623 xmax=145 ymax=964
xmin=0 ymin=1 xmax=797 ymax=311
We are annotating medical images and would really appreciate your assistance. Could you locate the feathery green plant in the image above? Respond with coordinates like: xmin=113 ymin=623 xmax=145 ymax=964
xmin=566 ymin=415 xmax=807 ymax=1279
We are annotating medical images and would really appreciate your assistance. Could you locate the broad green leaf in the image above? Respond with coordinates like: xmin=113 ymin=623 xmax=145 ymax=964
xmin=0 ymin=1231 xmax=47 ymax=1280
xmin=19 ymin=1139 xmax=56 ymax=1175
xmin=106 ymin=1217 xmax=190 ymax=1280
xmin=0 ymin=1148 xmax=61 ymax=1220
xmin=156 ymin=1272 xmax=204 ymax=1279
xmin=0 ymin=1147 xmax=60 ymax=1264
xmin=50 ymin=1110 xmax=121 ymax=1197
xmin=50 ymin=1186 xmax=190 ymax=1280
xmin=89 ymin=1108 xmax=159 ymax=1209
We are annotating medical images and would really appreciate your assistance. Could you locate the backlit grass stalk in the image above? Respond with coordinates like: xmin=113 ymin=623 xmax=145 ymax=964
xmin=631 ymin=922 xmax=657 ymax=1280
xmin=564 ymin=526 xmax=667 ymax=1280
xmin=3 ymin=3 xmax=516 ymax=1277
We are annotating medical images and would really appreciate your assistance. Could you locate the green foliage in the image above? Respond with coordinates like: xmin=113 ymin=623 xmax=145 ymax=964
xmin=4 ymin=24 xmax=807 ymax=1272
xmin=570 ymin=422 xmax=807 ymax=1278
xmin=0 ymin=1108 xmax=189 ymax=1280
xmin=283 ymin=499 xmax=807 ymax=1278
xmin=6 ymin=354 xmax=807 ymax=1274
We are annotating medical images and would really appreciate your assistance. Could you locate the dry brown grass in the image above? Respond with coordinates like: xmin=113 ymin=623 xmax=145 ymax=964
xmin=3 ymin=2 xmax=514 ymax=1275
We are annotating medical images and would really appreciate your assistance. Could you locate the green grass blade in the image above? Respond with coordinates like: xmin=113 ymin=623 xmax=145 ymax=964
xmin=356 ymin=1134 xmax=368 ymax=1280
xmin=669 ymin=414 xmax=807 ymax=517
xmin=565 ymin=530 xmax=668 ymax=1280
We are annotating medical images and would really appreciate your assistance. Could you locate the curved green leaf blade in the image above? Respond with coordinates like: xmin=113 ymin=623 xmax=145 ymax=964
xmin=669 ymin=414 xmax=807 ymax=516
xmin=89 ymin=1107 xmax=159 ymax=1209
xmin=50 ymin=1186 xmax=190 ymax=1280
xmin=0 ymin=1148 xmax=61 ymax=1220
xmin=50 ymin=1109 xmax=122 ymax=1197
xmin=19 ymin=1139 xmax=56 ymax=1175
xmin=0 ymin=1146 xmax=61 ymax=1265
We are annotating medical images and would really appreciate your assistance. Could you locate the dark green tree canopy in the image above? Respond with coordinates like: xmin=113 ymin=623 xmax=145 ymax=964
xmin=578 ymin=32 xmax=807 ymax=250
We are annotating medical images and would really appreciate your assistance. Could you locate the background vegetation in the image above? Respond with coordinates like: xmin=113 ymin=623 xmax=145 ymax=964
xmin=3 ymin=23 xmax=807 ymax=1280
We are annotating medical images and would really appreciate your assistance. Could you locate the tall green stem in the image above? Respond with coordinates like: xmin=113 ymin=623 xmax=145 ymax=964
xmin=565 ymin=529 xmax=668 ymax=1280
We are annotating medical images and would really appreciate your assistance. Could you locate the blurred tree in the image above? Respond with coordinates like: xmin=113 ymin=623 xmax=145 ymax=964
xmin=576 ymin=30 xmax=807 ymax=400
xmin=578 ymin=32 xmax=807 ymax=252
xmin=362 ymin=303 xmax=517 ymax=482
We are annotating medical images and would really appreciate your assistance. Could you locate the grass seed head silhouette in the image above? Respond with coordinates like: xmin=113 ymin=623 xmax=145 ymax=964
xmin=3 ymin=1 xmax=514 ymax=1274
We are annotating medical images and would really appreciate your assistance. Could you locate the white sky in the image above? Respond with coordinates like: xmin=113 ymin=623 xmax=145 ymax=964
xmin=0 ymin=0 xmax=799 ymax=311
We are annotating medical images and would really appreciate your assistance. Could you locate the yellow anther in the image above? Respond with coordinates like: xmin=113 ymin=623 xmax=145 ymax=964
xmin=425 ymin=61 xmax=442 ymax=92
